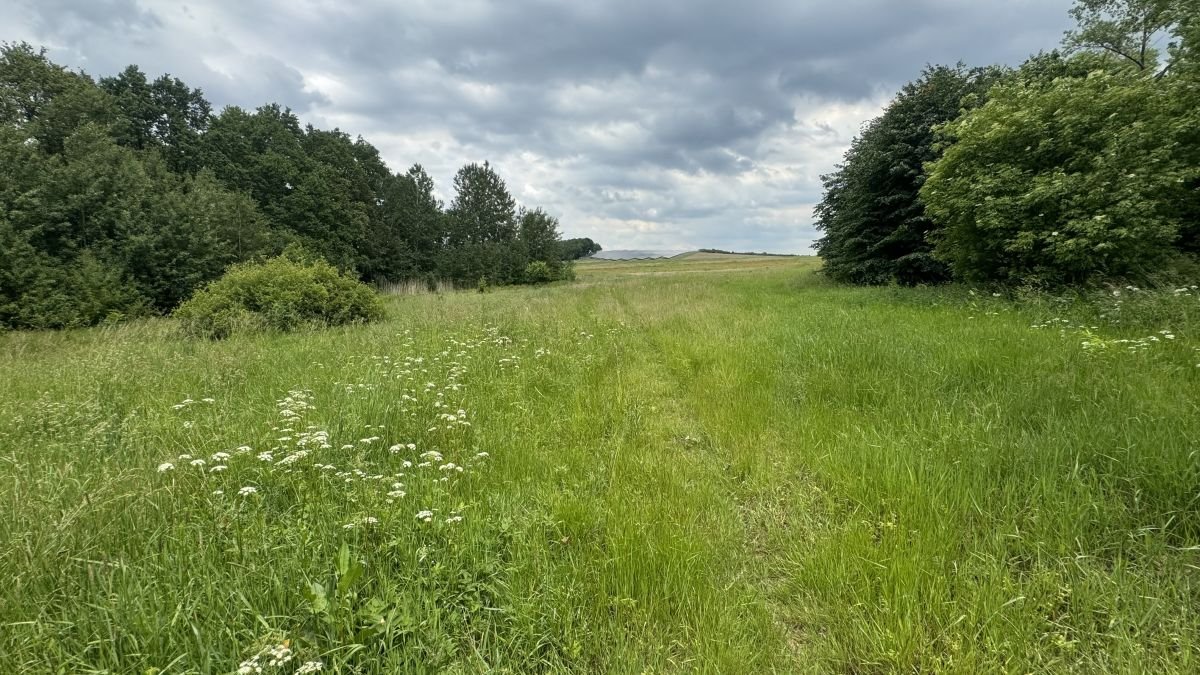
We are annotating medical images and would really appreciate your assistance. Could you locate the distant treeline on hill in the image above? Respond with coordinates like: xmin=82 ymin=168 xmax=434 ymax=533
xmin=559 ymin=237 xmax=602 ymax=260
xmin=816 ymin=0 xmax=1200 ymax=287
xmin=0 ymin=43 xmax=600 ymax=330
xmin=698 ymin=248 xmax=795 ymax=257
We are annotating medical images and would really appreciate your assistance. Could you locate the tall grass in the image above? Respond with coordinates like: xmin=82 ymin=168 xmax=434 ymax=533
xmin=1 ymin=256 xmax=1197 ymax=672
xmin=376 ymin=279 xmax=459 ymax=296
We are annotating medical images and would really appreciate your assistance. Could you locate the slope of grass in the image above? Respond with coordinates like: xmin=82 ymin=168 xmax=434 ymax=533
xmin=2 ymin=255 xmax=1197 ymax=673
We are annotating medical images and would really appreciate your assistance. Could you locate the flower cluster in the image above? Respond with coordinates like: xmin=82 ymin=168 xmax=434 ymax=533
xmin=152 ymin=327 xmax=517 ymax=532
xmin=236 ymin=642 xmax=297 ymax=674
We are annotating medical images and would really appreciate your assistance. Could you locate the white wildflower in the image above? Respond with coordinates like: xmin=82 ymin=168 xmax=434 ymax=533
xmin=238 ymin=486 xmax=258 ymax=496
xmin=157 ymin=462 xmax=174 ymax=472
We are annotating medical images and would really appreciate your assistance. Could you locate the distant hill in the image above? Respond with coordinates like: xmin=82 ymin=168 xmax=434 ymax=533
xmin=587 ymin=250 xmax=689 ymax=260
xmin=697 ymin=248 xmax=796 ymax=257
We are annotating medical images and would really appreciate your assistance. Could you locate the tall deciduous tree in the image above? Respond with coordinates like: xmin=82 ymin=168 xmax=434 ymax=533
xmin=448 ymin=162 xmax=517 ymax=246
xmin=100 ymin=65 xmax=211 ymax=172
xmin=1064 ymin=0 xmax=1181 ymax=74
xmin=518 ymin=207 xmax=563 ymax=265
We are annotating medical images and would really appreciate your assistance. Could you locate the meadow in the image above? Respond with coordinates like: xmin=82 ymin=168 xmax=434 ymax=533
xmin=2 ymin=254 xmax=1198 ymax=673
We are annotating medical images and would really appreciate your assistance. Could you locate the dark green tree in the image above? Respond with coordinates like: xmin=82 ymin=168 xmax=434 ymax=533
xmin=369 ymin=164 xmax=446 ymax=282
xmin=559 ymin=237 xmax=602 ymax=260
xmin=443 ymin=162 xmax=524 ymax=284
xmin=447 ymin=162 xmax=517 ymax=246
xmin=0 ymin=42 xmax=115 ymax=155
xmin=814 ymin=64 xmax=1003 ymax=285
xmin=518 ymin=207 xmax=563 ymax=264
xmin=100 ymin=65 xmax=211 ymax=173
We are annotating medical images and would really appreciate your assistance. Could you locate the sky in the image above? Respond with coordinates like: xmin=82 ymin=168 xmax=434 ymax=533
xmin=3 ymin=0 xmax=1076 ymax=253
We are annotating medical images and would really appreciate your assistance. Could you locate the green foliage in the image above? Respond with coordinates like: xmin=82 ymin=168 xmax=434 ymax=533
xmin=819 ymin=1 xmax=1200 ymax=287
xmin=100 ymin=64 xmax=211 ymax=173
xmin=0 ymin=42 xmax=116 ymax=154
xmin=559 ymin=237 xmax=603 ymax=260
xmin=0 ymin=116 xmax=270 ymax=329
xmin=0 ymin=45 xmax=583 ymax=330
xmin=523 ymin=260 xmax=556 ymax=283
xmin=518 ymin=207 xmax=561 ymax=264
xmin=447 ymin=161 xmax=517 ymax=246
xmin=174 ymin=253 xmax=384 ymax=338
xmin=922 ymin=67 xmax=1200 ymax=284
xmin=814 ymin=64 xmax=1003 ymax=285
xmin=1064 ymin=0 xmax=1180 ymax=73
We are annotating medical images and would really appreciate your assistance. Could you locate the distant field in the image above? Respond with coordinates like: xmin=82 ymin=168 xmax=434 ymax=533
xmin=577 ymin=252 xmax=811 ymax=277
xmin=2 ymin=254 xmax=1198 ymax=673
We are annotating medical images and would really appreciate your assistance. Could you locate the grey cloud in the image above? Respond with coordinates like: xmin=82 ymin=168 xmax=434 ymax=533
xmin=7 ymin=0 xmax=1076 ymax=252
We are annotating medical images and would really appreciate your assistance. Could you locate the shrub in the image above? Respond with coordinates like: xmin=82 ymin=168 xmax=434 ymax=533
xmin=922 ymin=70 xmax=1200 ymax=285
xmin=174 ymin=254 xmax=384 ymax=338
xmin=523 ymin=260 xmax=556 ymax=284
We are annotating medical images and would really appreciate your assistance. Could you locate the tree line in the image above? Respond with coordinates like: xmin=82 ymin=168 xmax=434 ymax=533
xmin=816 ymin=0 xmax=1200 ymax=287
xmin=0 ymin=44 xmax=594 ymax=329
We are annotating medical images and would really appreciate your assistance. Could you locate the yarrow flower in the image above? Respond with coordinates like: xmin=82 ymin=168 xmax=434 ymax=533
xmin=296 ymin=661 xmax=324 ymax=674
xmin=238 ymin=486 xmax=258 ymax=496
xmin=157 ymin=462 xmax=174 ymax=472
xmin=416 ymin=510 xmax=434 ymax=522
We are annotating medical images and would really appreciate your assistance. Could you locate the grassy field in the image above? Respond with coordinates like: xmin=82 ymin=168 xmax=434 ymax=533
xmin=2 ymin=255 xmax=1198 ymax=673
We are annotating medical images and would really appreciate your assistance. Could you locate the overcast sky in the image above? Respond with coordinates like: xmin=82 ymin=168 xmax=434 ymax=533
xmin=3 ymin=0 xmax=1075 ymax=252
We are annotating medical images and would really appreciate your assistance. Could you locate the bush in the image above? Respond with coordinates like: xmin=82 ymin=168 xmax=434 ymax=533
xmin=523 ymin=260 xmax=556 ymax=284
xmin=922 ymin=70 xmax=1200 ymax=285
xmin=174 ymin=254 xmax=384 ymax=338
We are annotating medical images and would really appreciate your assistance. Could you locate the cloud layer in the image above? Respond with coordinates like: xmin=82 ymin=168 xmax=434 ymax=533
xmin=5 ymin=0 xmax=1075 ymax=251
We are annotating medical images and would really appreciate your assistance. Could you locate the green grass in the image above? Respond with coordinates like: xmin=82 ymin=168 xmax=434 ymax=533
xmin=2 ymin=256 xmax=1198 ymax=673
